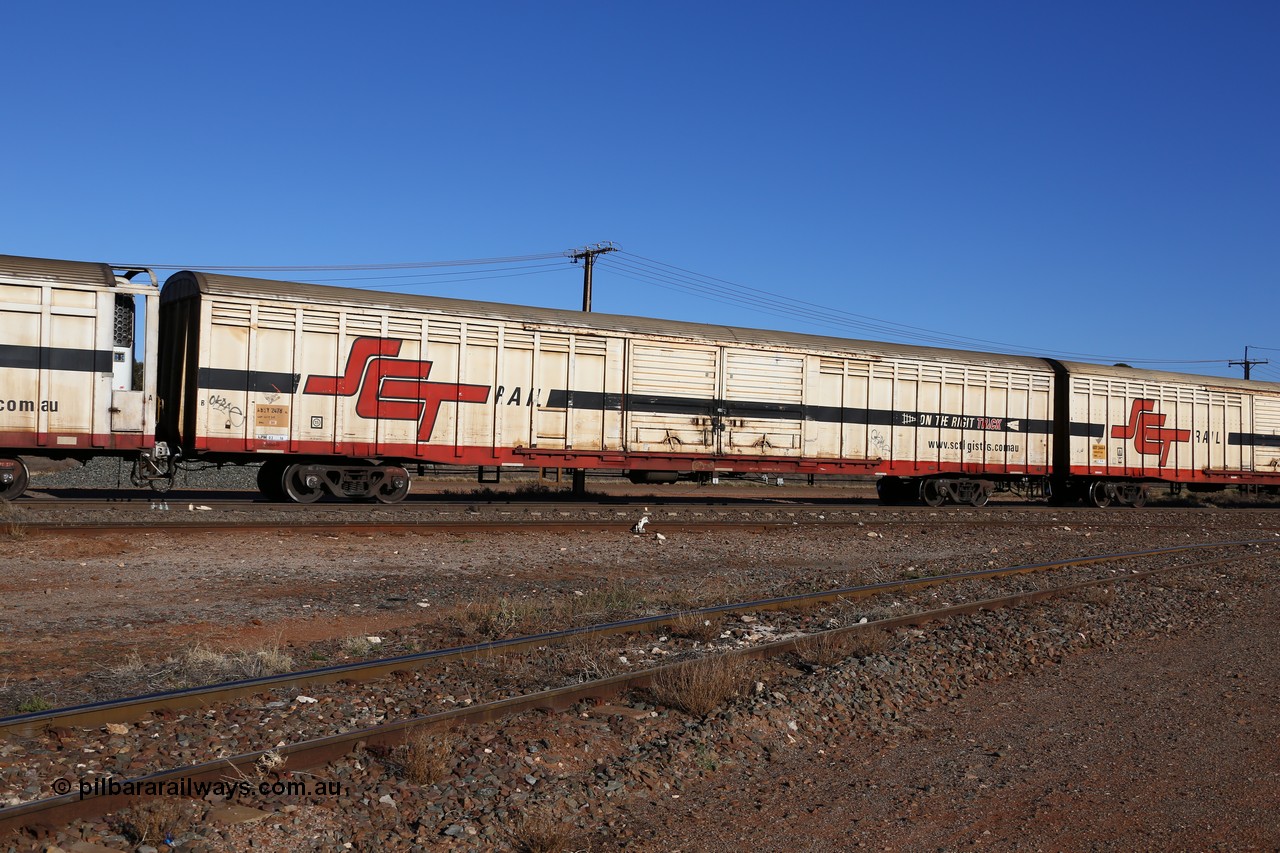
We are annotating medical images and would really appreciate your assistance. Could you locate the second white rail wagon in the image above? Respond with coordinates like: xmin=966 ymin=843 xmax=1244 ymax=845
xmin=155 ymin=271 xmax=1056 ymax=503
xmin=1052 ymin=360 xmax=1280 ymax=506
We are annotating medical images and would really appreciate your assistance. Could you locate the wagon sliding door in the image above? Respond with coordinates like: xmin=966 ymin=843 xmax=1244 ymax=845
xmin=719 ymin=348 xmax=804 ymax=458
xmin=624 ymin=341 xmax=717 ymax=454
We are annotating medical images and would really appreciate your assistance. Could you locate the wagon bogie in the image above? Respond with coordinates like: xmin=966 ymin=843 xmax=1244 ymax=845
xmin=256 ymin=461 xmax=411 ymax=504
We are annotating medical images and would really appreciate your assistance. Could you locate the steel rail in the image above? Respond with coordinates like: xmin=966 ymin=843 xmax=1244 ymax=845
xmin=0 ymin=544 xmax=1266 ymax=836
xmin=11 ymin=512 xmax=1280 ymax=535
xmin=2 ymin=540 xmax=1270 ymax=739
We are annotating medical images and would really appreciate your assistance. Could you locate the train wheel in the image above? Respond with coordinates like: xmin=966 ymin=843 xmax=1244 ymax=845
xmin=1129 ymin=486 xmax=1148 ymax=508
xmin=0 ymin=458 xmax=29 ymax=501
xmin=1087 ymin=481 xmax=1113 ymax=508
xmin=256 ymin=461 xmax=288 ymax=502
xmin=969 ymin=486 xmax=990 ymax=507
xmin=372 ymin=469 xmax=411 ymax=504
xmin=920 ymin=479 xmax=946 ymax=507
xmin=283 ymin=464 xmax=325 ymax=503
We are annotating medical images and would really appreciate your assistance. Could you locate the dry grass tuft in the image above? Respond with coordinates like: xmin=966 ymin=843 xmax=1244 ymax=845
xmin=253 ymin=748 xmax=286 ymax=780
xmin=549 ymin=631 xmax=621 ymax=682
xmin=1074 ymin=584 xmax=1118 ymax=606
xmin=340 ymin=636 xmax=378 ymax=657
xmin=505 ymin=806 xmax=571 ymax=853
xmin=396 ymin=727 xmax=457 ymax=785
xmin=160 ymin=643 xmax=294 ymax=687
xmin=649 ymin=655 xmax=751 ymax=717
xmin=846 ymin=628 xmax=894 ymax=659
xmin=667 ymin=612 xmax=722 ymax=643
xmin=114 ymin=797 xmax=189 ymax=845
xmin=563 ymin=581 xmax=650 ymax=620
xmin=1061 ymin=602 xmax=1089 ymax=635
xmin=795 ymin=631 xmax=856 ymax=667
xmin=457 ymin=597 xmax=545 ymax=640
xmin=0 ymin=501 xmax=25 ymax=540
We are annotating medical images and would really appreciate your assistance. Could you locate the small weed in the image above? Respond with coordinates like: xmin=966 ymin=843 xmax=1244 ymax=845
xmin=649 ymin=655 xmax=751 ymax=717
xmin=15 ymin=696 xmax=53 ymax=714
xmin=396 ymin=727 xmax=457 ymax=785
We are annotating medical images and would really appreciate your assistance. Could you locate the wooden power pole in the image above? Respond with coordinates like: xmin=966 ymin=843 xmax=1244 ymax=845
xmin=567 ymin=242 xmax=618 ymax=495
xmin=1230 ymin=346 xmax=1268 ymax=380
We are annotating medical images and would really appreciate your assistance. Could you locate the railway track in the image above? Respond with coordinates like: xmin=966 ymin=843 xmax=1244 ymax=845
xmin=1 ymin=539 xmax=1271 ymax=839
xmin=8 ymin=496 xmax=1280 ymax=535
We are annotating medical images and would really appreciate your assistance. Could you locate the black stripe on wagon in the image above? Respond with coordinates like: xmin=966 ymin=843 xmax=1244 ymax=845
xmin=1070 ymin=422 xmax=1106 ymax=438
xmin=1228 ymin=432 xmax=1280 ymax=448
xmin=0 ymin=344 xmax=114 ymax=372
xmin=545 ymin=390 xmax=625 ymax=410
xmin=197 ymin=368 xmax=301 ymax=394
xmin=617 ymin=393 xmax=709 ymax=416
xmin=546 ymin=389 xmax=1058 ymax=434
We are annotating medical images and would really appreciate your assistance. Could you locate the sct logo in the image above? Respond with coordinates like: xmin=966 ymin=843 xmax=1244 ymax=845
xmin=303 ymin=337 xmax=490 ymax=441
xmin=1110 ymin=398 xmax=1190 ymax=466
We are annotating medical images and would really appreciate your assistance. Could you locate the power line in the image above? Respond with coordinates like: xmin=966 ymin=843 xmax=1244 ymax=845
xmin=131 ymin=246 xmax=1255 ymax=375
xmin=296 ymin=262 xmax=569 ymax=289
xmin=602 ymin=252 xmax=1235 ymax=367
xmin=142 ymin=252 xmax=566 ymax=272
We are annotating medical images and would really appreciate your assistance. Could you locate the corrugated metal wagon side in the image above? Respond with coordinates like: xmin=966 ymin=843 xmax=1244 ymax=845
xmin=845 ymin=352 xmax=1055 ymax=506
xmin=155 ymin=269 xmax=1065 ymax=505
xmin=0 ymin=254 xmax=165 ymax=499
xmin=1052 ymin=361 xmax=1280 ymax=506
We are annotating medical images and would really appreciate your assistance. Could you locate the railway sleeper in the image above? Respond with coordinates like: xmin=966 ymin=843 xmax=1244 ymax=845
xmin=259 ymin=461 xmax=411 ymax=504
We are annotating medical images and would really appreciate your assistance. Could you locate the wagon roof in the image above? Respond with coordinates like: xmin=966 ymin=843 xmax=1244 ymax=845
xmin=0 ymin=254 xmax=117 ymax=288
xmin=161 ymin=269 xmax=1055 ymax=371
xmin=1054 ymin=360 xmax=1279 ymax=394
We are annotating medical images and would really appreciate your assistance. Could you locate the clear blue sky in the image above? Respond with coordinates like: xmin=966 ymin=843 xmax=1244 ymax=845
xmin=3 ymin=1 xmax=1277 ymax=380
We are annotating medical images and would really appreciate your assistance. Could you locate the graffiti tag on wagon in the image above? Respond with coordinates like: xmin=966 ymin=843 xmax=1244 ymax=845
xmin=208 ymin=394 xmax=245 ymax=427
